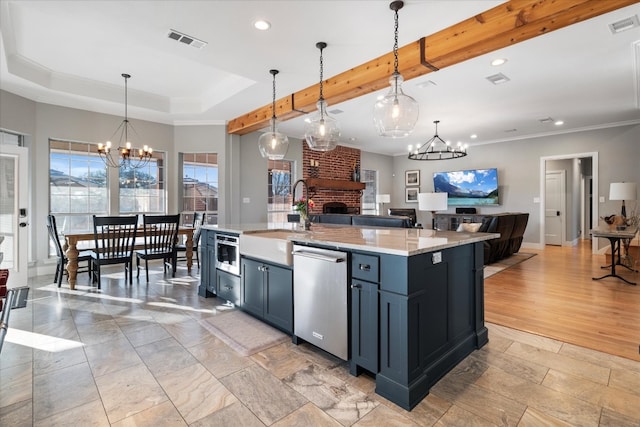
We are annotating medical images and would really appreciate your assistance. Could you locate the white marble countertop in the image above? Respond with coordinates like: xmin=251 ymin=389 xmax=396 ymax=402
xmin=203 ymin=223 xmax=498 ymax=256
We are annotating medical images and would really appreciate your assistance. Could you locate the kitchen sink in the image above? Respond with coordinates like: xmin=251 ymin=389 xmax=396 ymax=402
xmin=239 ymin=230 xmax=306 ymax=266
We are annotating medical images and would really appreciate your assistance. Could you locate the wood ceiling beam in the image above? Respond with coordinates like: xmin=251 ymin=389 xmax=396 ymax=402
xmin=228 ymin=0 xmax=636 ymax=135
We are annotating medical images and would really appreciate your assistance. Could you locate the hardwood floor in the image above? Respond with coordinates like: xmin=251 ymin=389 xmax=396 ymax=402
xmin=485 ymin=239 xmax=640 ymax=362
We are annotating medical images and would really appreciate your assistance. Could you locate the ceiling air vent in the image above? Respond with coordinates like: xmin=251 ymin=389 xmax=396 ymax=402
xmin=486 ymin=73 xmax=510 ymax=85
xmin=609 ymin=15 xmax=639 ymax=34
xmin=168 ymin=29 xmax=207 ymax=49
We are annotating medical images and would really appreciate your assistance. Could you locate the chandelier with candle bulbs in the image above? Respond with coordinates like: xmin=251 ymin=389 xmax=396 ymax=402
xmin=97 ymin=73 xmax=153 ymax=169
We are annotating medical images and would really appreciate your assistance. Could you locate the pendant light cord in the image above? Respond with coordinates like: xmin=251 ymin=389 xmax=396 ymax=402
xmin=270 ymin=70 xmax=278 ymax=132
xmin=316 ymin=42 xmax=327 ymax=121
xmin=271 ymin=73 xmax=276 ymax=120
xmin=123 ymin=73 xmax=129 ymax=143
xmin=319 ymin=45 xmax=325 ymax=101
xmin=393 ymin=7 xmax=399 ymax=74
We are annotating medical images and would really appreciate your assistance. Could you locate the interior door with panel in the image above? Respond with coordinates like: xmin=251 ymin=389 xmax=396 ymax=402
xmin=0 ymin=145 xmax=29 ymax=286
xmin=545 ymin=170 xmax=565 ymax=246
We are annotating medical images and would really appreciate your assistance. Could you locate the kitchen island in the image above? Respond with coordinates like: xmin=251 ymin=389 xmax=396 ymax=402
xmin=199 ymin=223 xmax=498 ymax=410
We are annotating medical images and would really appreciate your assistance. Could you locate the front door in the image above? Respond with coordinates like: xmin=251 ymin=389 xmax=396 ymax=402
xmin=545 ymin=170 xmax=565 ymax=246
xmin=0 ymin=144 xmax=29 ymax=286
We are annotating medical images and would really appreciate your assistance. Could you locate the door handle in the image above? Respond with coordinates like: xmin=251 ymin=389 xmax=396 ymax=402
xmin=19 ymin=222 xmax=28 ymax=227
xmin=556 ymin=211 xmax=560 ymax=216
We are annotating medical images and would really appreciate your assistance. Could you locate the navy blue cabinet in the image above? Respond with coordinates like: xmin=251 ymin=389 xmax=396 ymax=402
xmin=375 ymin=242 xmax=487 ymax=410
xmin=241 ymin=257 xmax=293 ymax=334
xmin=350 ymin=252 xmax=380 ymax=375
xmin=216 ymin=269 xmax=240 ymax=306
xmin=198 ymin=229 xmax=217 ymax=297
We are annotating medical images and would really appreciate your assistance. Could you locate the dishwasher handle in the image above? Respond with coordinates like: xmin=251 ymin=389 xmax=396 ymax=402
xmin=293 ymin=250 xmax=345 ymax=263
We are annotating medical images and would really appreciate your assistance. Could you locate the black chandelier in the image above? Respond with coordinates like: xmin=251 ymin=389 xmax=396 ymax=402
xmin=408 ymin=121 xmax=468 ymax=161
xmin=97 ymin=74 xmax=153 ymax=169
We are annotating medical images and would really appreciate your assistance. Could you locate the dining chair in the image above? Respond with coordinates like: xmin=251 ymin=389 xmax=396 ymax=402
xmin=176 ymin=212 xmax=204 ymax=269
xmin=135 ymin=214 xmax=181 ymax=282
xmin=90 ymin=215 xmax=138 ymax=289
xmin=47 ymin=214 xmax=92 ymax=287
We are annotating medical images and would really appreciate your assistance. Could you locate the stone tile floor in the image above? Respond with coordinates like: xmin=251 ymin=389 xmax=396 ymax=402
xmin=1 ymin=264 xmax=640 ymax=426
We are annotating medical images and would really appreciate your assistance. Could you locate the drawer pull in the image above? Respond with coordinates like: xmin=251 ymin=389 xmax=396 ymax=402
xmin=351 ymin=284 xmax=361 ymax=289
xmin=359 ymin=264 xmax=371 ymax=271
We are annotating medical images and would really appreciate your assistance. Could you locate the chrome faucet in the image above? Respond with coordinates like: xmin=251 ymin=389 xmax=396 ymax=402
xmin=292 ymin=179 xmax=311 ymax=230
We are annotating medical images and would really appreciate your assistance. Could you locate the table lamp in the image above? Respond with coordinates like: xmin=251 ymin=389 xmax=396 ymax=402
xmin=609 ymin=182 xmax=637 ymax=217
xmin=418 ymin=192 xmax=448 ymax=230
xmin=376 ymin=194 xmax=390 ymax=215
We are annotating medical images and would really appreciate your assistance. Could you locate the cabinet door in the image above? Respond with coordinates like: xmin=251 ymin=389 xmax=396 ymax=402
xmin=241 ymin=258 xmax=264 ymax=317
xmin=216 ymin=269 xmax=240 ymax=306
xmin=351 ymin=280 xmax=378 ymax=373
xmin=264 ymin=263 xmax=293 ymax=333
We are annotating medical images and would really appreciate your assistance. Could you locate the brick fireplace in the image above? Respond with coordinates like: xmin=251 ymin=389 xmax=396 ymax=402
xmin=301 ymin=144 xmax=362 ymax=215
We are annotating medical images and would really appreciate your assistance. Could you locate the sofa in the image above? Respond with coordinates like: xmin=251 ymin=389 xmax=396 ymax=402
xmin=307 ymin=213 xmax=413 ymax=228
xmin=477 ymin=212 xmax=529 ymax=264
xmin=388 ymin=208 xmax=417 ymax=227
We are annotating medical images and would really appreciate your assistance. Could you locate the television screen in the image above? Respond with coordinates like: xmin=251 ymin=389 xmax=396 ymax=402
xmin=433 ymin=168 xmax=499 ymax=206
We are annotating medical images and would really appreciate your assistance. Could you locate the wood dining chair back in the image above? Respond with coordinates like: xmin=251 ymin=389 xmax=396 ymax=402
xmin=135 ymin=214 xmax=181 ymax=282
xmin=47 ymin=214 xmax=91 ymax=287
xmin=176 ymin=212 xmax=204 ymax=268
xmin=91 ymin=215 xmax=138 ymax=289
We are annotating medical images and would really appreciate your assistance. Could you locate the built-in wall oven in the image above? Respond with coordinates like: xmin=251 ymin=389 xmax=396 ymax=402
xmin=215 ymin=233 xmax=240 ymax=276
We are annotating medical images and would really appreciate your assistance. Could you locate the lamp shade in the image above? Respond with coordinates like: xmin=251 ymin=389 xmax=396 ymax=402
xmin=376 ymin=194 xmax=391 ymax=204
xmin=418 ymin=192 xmax=448 ymax=212
xmin=609 ymin=182 xmax=637 ymax=201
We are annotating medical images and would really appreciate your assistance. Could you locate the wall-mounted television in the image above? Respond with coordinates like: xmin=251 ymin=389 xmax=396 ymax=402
xmin=433 ymin=168 xmax=499 ymax=206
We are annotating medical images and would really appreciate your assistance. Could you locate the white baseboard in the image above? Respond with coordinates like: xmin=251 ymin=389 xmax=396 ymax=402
xmin=521 ymin=242 xmax=543 ymax=250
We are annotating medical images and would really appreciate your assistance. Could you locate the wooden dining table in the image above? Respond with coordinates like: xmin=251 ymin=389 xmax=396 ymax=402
xmin=63 ymin=227 xmax=194 ymax=290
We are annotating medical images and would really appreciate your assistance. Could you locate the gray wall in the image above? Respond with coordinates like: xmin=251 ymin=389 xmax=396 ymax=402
xmin=2 ymin=87 xmax=639 ymax=268
xmin=237 ymin=133 xmax=304 ymax=224
xmin=392 ymin=124 xmax=640 ymax=248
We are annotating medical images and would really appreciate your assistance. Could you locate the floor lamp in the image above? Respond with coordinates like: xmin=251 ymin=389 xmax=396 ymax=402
xmin=609 ymin=182 xmax=637 ymax=217
xmin=418 ymin=192 xmax=448 ymax=230
xmin=376 ymin=194 xmax=390 ymax=215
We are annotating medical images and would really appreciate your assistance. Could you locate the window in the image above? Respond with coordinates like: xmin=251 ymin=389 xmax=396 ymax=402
xmin=361 ymin=169 xmax=378 ymax=215
xmin=50 ymin=140 xmax=108 ymax=233
xmin=268 ymin=159 xmax=293 ymax=225
xmin=49 ymin=139 xmax=167 ymax=255
xmin=119 ymin=155 xmax=165 ymax=215
xmin=181 ymin=153 xmax=218 ymax=224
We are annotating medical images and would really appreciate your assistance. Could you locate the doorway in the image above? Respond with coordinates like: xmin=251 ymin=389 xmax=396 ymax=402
xmin=540 ymin=152 xmax=599 ymax=254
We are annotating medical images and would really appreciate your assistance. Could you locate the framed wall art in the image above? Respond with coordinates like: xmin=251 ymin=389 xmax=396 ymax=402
xmin=405 ymin=187 xmax=419 ymax=203
xmin=405 ymin=170 xmax=420 ymax=186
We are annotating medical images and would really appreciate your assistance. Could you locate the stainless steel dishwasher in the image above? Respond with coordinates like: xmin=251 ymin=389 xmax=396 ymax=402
xmin=293 ymin=245 xmax=348 ymax=360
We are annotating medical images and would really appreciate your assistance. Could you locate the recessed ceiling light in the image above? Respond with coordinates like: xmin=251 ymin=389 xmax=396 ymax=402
xmin=470 ymin=134 xmax=477 ymax=139
xmin=253 ymin=19 xmax=271 ymax=30
xmin=554 ymin=120 xmax=564 ymax=126
xmin=491 ymin=58 xmax=507 ymax=66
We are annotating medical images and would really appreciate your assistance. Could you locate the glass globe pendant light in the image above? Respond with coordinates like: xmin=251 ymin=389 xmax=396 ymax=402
xmin=258 ymin=69 xmax=289 ymax=160
xmin=373 ymin=0 xmax=419 ymax=138
xmin=304 ymin=42 xmax=340 ymax=152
